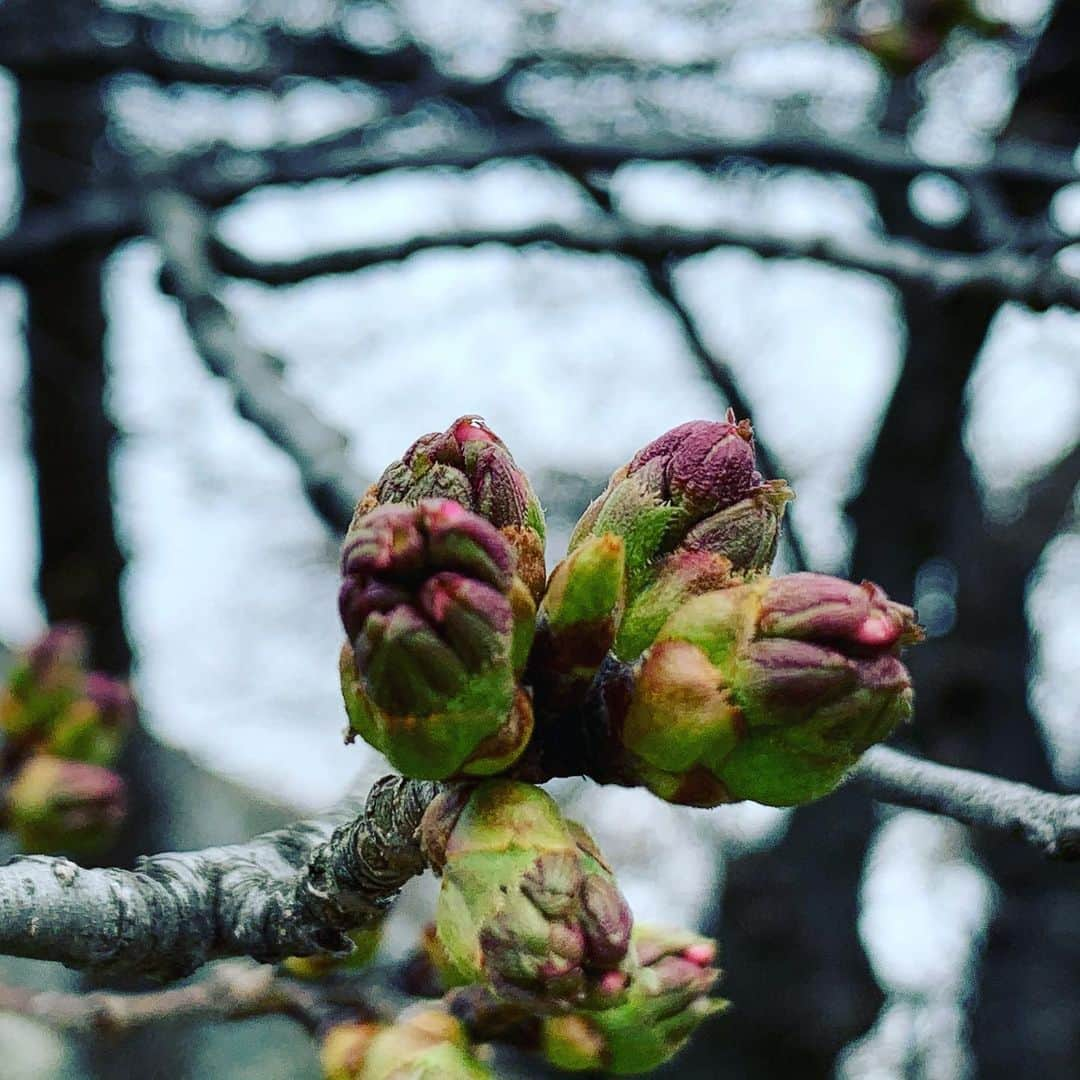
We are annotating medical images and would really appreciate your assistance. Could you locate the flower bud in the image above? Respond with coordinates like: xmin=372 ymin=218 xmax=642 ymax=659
xmin=282 ymin=925 xmax=382 ymax=981
xmin=339 ymin=500 xmax=534 ymax=779
xmin=427 ymin=781 xmax=633 ymax=1013
xmin=621 ymin=573 xmax=923 ymax=807
xmin=569 ymin=416 xmax=792 ymax=661
xmin=320 ymin=1020 xmax=382 ymax=1080
xmin=43 ymin=674 xmax=136 ymax=767
xmin=1 ymin=627 xmax=135 ymax=768
xmin=366 ymin=416 xmax=546 ymax=602
xmin=3 ymin=755 xmax=126 ymax=854
xmin=531 ymin=534 xmax=627 ymax=707
xmin=1 ymin=624 xmax=87 ymax=741
xmin=323 ymin=1008 xmax=493 ymax=1080
xmin=541 ymin=924 xmax=724 ymax=1075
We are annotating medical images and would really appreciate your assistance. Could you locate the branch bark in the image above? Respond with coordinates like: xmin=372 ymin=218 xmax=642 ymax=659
xmin=4 ymin=121 xmax=1075 ymax=276
xmin=175 ymin=126 xmax=1078 ymax=213
xmin=0 ymin=961 xmax=325 ymax=1035
xmin=210 ymin=216 xmax=1080 ymax=312
xmin=143 ymin=187 xmax=364 ymax=534
xmin=0 ymin=744 xmax=1075 ymax=983
xmin=853 ymin=746 xmax=1080 ymax=859
xmin=0 ymin=775 xmax=439 ymax=978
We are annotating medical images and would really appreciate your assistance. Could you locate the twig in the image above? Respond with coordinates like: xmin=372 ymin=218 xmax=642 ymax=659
xmin=4 ymin=122 xmax=1075 ymax=274
xmin=210 ymin=216 xmax=1080 ymax=312
xmin=177 ymin=127 xmax=1078 ymax=213
xmin=0 ymin=961 xmax=325 ymax=1035
xmin=0 ymin=775 xmax=440 ymax=977
xmin=852 ymin=746 xmax=1080 ymax=860
xmin=142 ymin=187 xmax=364 ymax=533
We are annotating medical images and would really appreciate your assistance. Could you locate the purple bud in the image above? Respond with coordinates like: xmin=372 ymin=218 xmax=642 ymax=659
xmin=339 ymin=500 xmax=526 ymax=778
xmin=373 ymin=417 xmax=545 ymax=586
xmin=622 ymin=572 xmax=923 ymax=806
xmin=578 ymin=874 xmax=634 ymax=967
xmin=758 ymin=573 xmax=922 ymax=651
xmin=25 ymin=624 xmax=88 ymax=683
xmin=628 ymin=411 xmax=762 ymax=515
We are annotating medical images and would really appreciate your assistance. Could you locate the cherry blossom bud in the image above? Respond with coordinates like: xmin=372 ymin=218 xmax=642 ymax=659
xmin=368 ymin=416 xmax=546 ymax=601
xmin=426 ymin=781 xmax=633 ymax=1014
xmin=339 ymin=500 xmax=534 ymax=779
xmin=621 ymin=573 xmax=923 ymax=806
xmin=541 ymin=924 xmax=724 ymax=1075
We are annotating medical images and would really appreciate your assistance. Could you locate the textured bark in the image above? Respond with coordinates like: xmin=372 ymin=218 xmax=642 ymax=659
xmin=0 ymin=776 xmax=439 ymax=978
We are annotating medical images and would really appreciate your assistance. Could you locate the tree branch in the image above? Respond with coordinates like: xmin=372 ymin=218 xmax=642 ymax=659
xmin=0 ymin=775 xmax=440 ymax=978
xmin=0 ymin=961 xmax=326 ymax=1035
xmin=852 ymin=746 xmax=1080 ymax=860
xmin=210 ymin=215 xmax=1080 ymax=312
xmin=175 ymin=126 xmax=1079 ymax=214
xmin=4 ymin=119 xmax=1074 ymax=275
xmin=143 ymin=187 xmax=364 ymax=534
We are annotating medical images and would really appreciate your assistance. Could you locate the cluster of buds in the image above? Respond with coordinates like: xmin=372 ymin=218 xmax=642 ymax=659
xmin=542 ymin=925 xmax=724 ymax=1075
xmin=332 ymin=413 xmax=922 ymax=1069
xmin=567 ymin=413 xmax=793 ymax=663
xmin=340 ymin=413 xmax=922 ymax=806
xmin=421 ymin=781 xmax=633 ymax=1014
xmin=321 ymin=1008 xmax=493 ymax=1080
xmin=339 ymin=418 xmax=545 ymax=780
xmin=0 ymin=625 xmax=132 ymax=854
xmin=619 ymin=573 xmax=922 ymax=806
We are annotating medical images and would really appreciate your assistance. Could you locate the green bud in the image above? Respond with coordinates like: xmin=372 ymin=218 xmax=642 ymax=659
xmin=621 ymin=573 xmax=923 ymax=806
xmin=339 ymin=501 xmax=535 ymax=779
xmin=352 ymin=1009 xmax=493 ymax=1080
xmin=613 ymin=550 xmax=734 ymax=662
xmin=426 ymin=781 xmax=633 ymax=1013
xmin=541 ymin=924 xmax=724 ymax=1075
xmin=531 ymin=534 xmax=626 ymax=705
xmin=320 ymin=1020 xmax=382 ymax=1080
xmin=43 ymin=674 xmax=135 ymax=767
xmin=569 ymin=418 xmax=792 ymax=661
xmin=3 ymin=755 xmax=126 ymax=855
xmin=1 ymin=626 xmax=134 ymax=767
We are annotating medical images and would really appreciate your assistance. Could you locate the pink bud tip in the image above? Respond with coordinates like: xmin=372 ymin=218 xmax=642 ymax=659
xmin=452 ymin=416 xmax=499 ymax=444
xmin=599 ymin=970 xmax=629 ymax=996
xmin=853 ymin=613 xmax=901 ymax=647
xmin=682 ymin=942 xmax=717 ymax=967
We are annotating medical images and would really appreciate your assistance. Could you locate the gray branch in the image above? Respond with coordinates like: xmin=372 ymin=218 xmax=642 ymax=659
xmin=3 ymin=122 xmax=1075 ymax=274
xmin=143 ymin=186 xmax=365 ymax=533
xmin=0 ymin=775 xmax=439 ymax=978
xmin=176 ymin=126 xmax=1078 ymax=213
xmin=0 ymin=961 xmax=325 ymax=1034
xmin=211 ymin=216 xmax=1080 ymax=312
xmin=0 ymin=748 xmax=1075 ymax=979
xmin=852 ymin=746 xmax=1080 ymax=860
